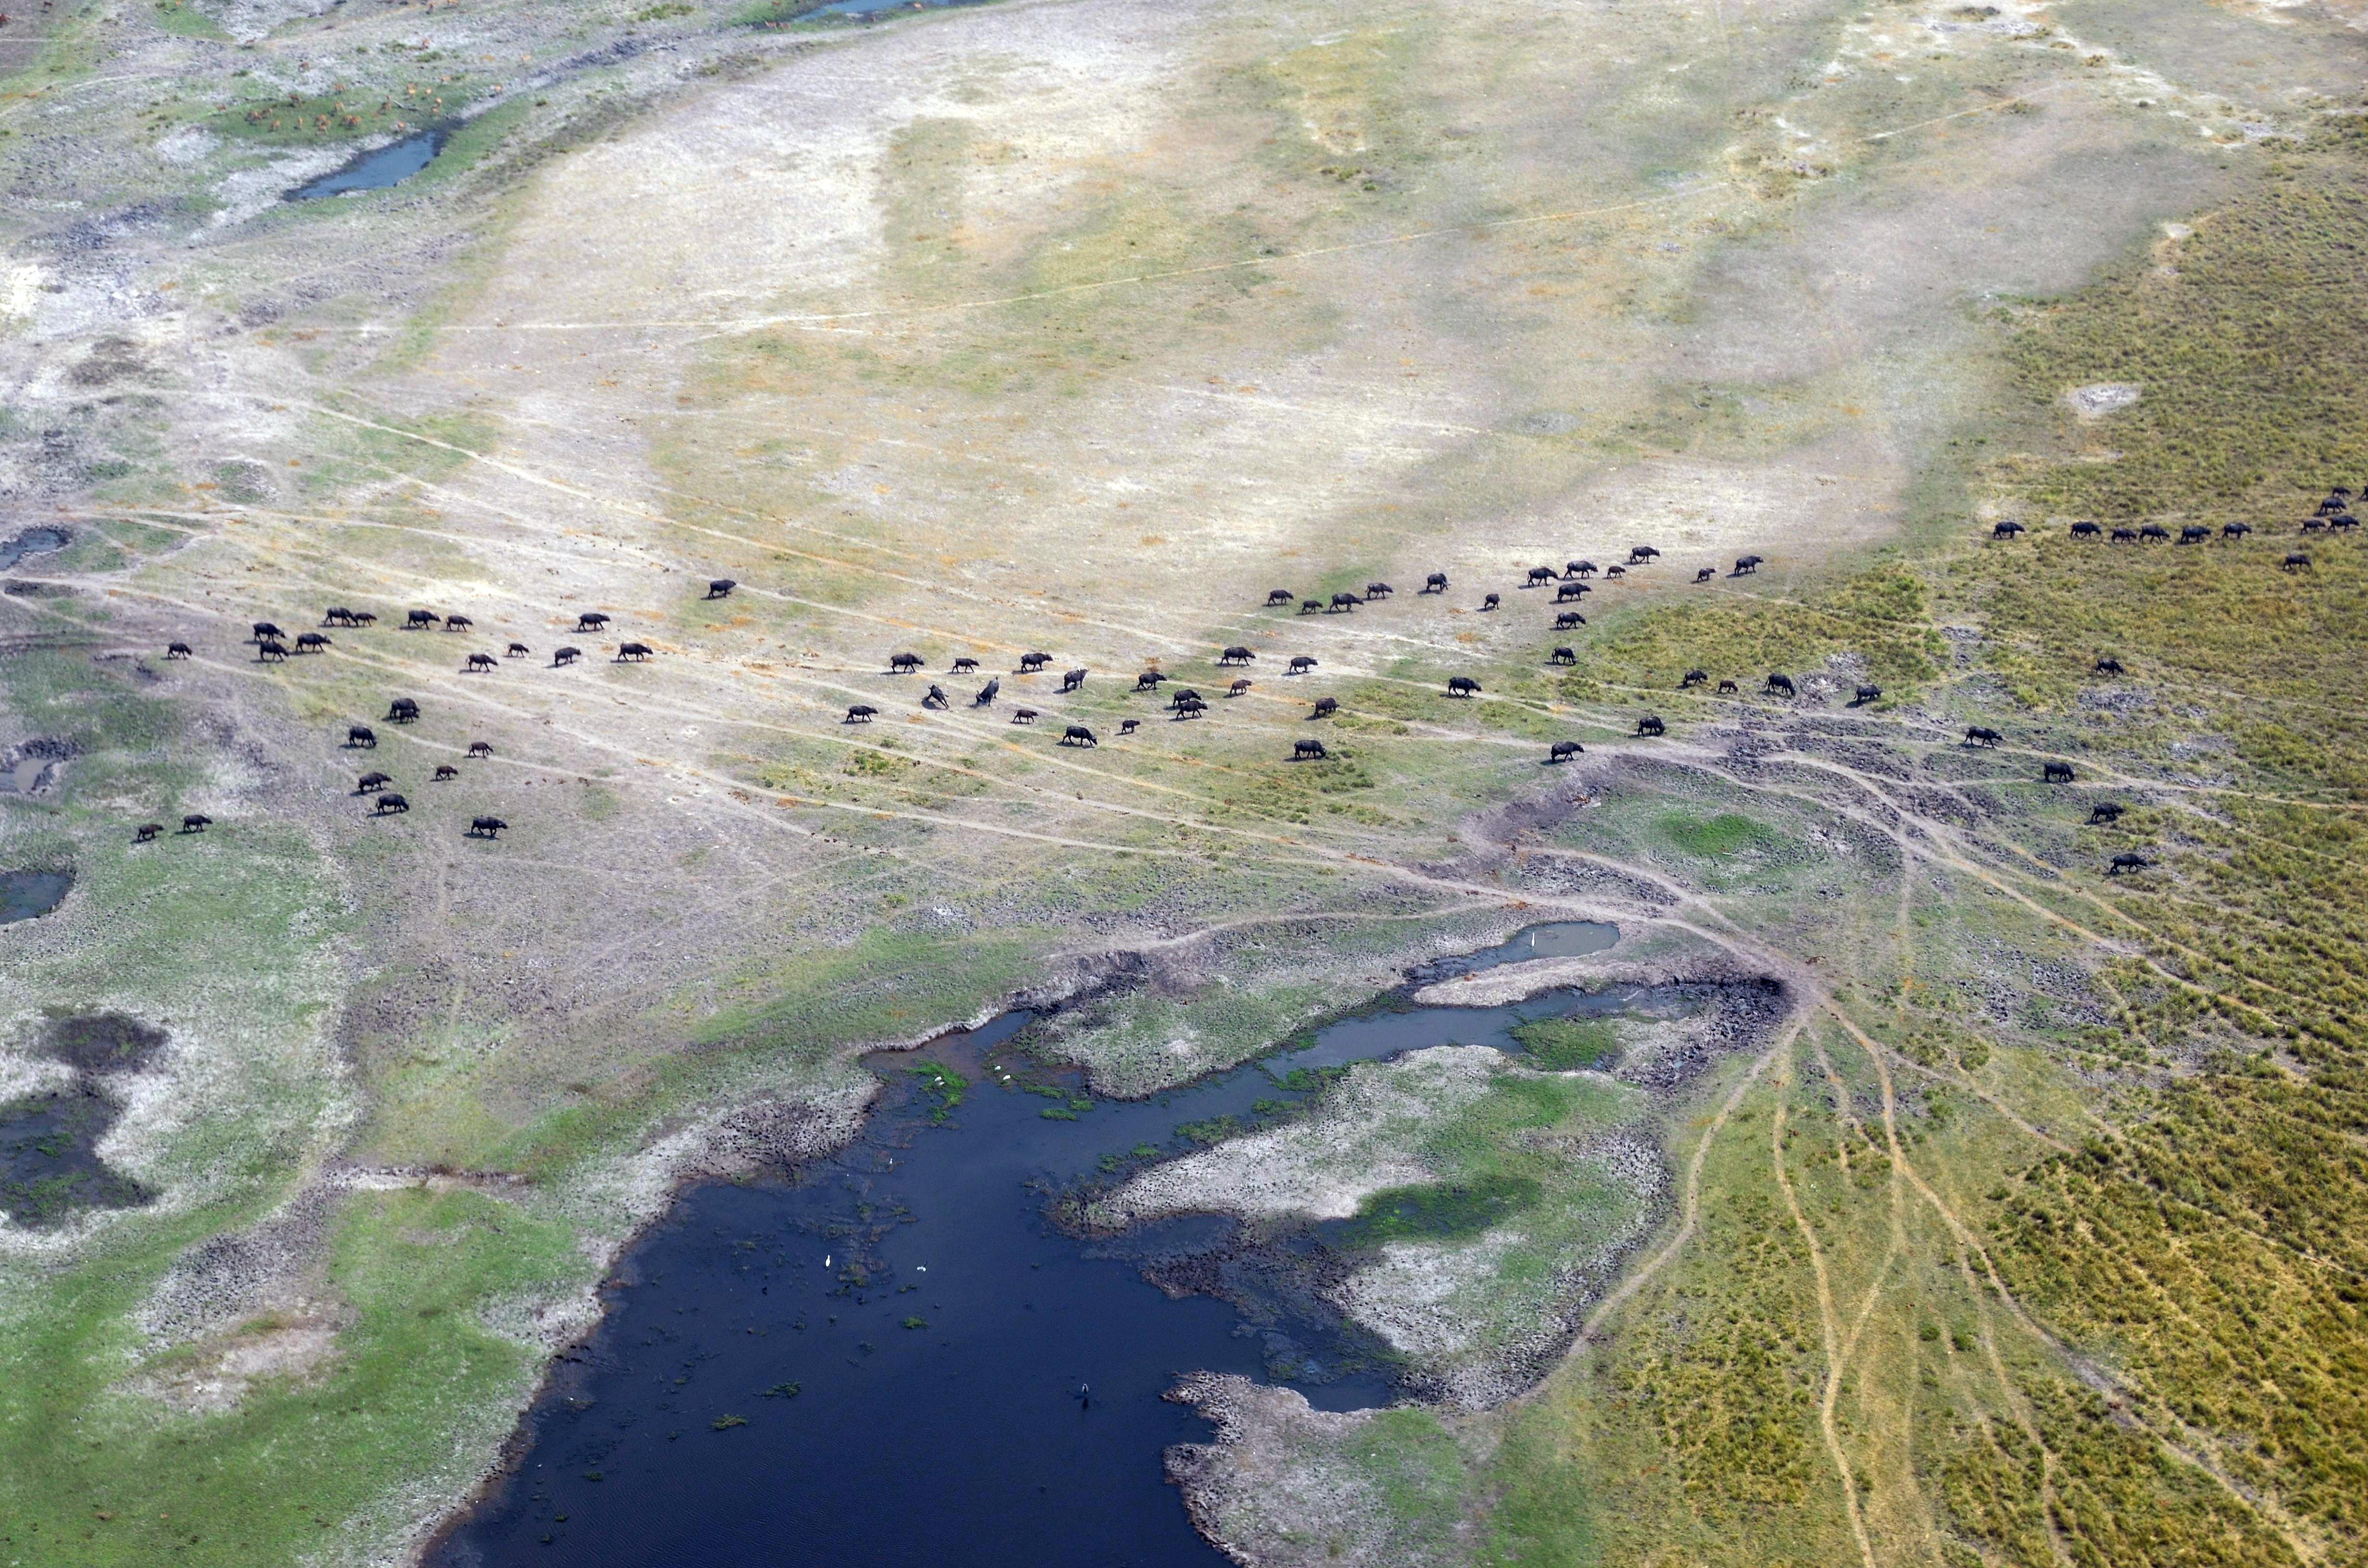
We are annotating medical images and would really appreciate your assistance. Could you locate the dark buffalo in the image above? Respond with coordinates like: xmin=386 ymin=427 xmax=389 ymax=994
xmin=181 ymin=813 xmax=213 ymax=833
xmin=1549 ymin=740 xmax=1582 ymax=762
xmin=554 ymin=646 xmax=582 ymax=666
xmin=1635 ymin=714 xmax=1665 ymax=737
xmin=1525 ymin=566 xmax=1556 ymax=587
xmin=1301 ymin=599 xmax=1323 ymax=615
xmin=468 ymin=816 xmax=508 ymax=839
xmin=388 ymin=698 xmax=419 ymax=723
xmin=1266 ymin=588 xmax=1296 ymax=606
xmin=406 ymin=609 xmax=439 ymax=629
xmin=2302 ymin=516 xmax=2327 ymax=534
xmin=974 ymin=678 xmax=1000 ymax=706
xmin=2110 ymin=527 xmax=2138 ymax=543
xmin=1172 ymin=695 xmax=1206 ymax=719
xmin=1716 ymin=679 xmax=1738 ymax=694
xmin=1851 ymin=684 xmax=1881 ymax=706
xmin=1220 ymin=646 xmax=1255 ymax=665
xmin=1019 ymin=652 xmax=1051 ymax=672
xmin=1992 ymin=520 xmax=2025 ymax=539
xmin=1366 ymin=582 xmax=1394 ymax=599
xmin=2089 ymin=802 xmax=2124 ymax=824
xmin=1293 ymin=738 xmax=1328 ymax=760
xmin=1679 ymin=669 xmax=1707 ymax=688
xmin=134 ymin=822 xmax=163 ymax=843
xmin=1964 ymin=726 xmax=2001 ymax=747
xmin=2070 ymin=522 xmax=2100 ymax=539
xmin=1628 ymin=545 xmax=1659 ymax=563
xmin=1605 ymin=564 xmax=1626 ymax=579
xmin=1328 ymin=592 xmax=1361 ymax=613
xmin=2331 ymin=514 xmax=2359 ymax=534
xmin=845 ymin=704 xmax=878 ymax=723
xmin=1287 ymin=656 xmax=1317 ymax=674
xmin=358 ymin=772 xmax=391 ymax=793
xmin=373 ymin=794 xmax=409 ymax=816
xmin=433 ymin=764 xmax=459 ymax=782
xmin=1555 ymin=611 xmax=1585 ymax=629
xmin=1695 ymin=567 xmax=1714 ymax=583
xmin=707 ymin=578 xmax=737 ymax=599
xmin=296 ymin=632 xmax=331 ymax=653
xmin=953 ymin=657 xmax=981 ymax=674
xmin=1062 ymin=668 xmax=1088 ymax=692
xmin=166 ymin=641 xmax=193 ymax=659
xmin=507 ymin=642 xmax=531 ymax=658
xmin=444 ymin=614 xmax=473 ymax=632
xmin=251 ymin=621 xmax=284 ymax=642
xmin=923 ymin=684 xmax=950 ymax=709
xmin=1480 ymin=593 xmax=1500 ymax=611
xmin=1570 ymin=561 xmax=1598 ymax=578
xmin=2178 ymin=526 xmax=2210 ymax=545
xmin=468 ymin=741 xmax=493 ymax=759
xmin=576 ymin=612 xmax=610 ymax=632
xmin=1229 ymin=679 xmax=1253 ymax=697
xmin=1734 ymin=554 xmax=1763 ymax=574
xmin=1446 ymin=676 xmax=1480 ymax=698
xmin=2138 ymin=524 xmax=2170 ymax=542
xmin=348 ymin=611 xmax=378 ymax=626
xmin=2108 ymin=853 xmax=2152 ymax=875
xmin=1119 ymin=719 xmax=1140 ymax=736
xmin=1556 ymin=582 xmax=1588 ymax=602
xmin=1311 ymin=696 xmax=1339 ymax=718
xmin=324 ymin=607 xmax=357 ymax=626
xmin=2094 ymin=656 xmax=2125 ymax=676
xmin=2285 ymin=552 xmax=2312 ymax=571
xmin=1422 ymin=573 xmax=1448 ymax=594
xmin=889 ymin=651 xmax=924 ymax=673
xmin=1549 ymin=647 xmax=1576 ymax=665
xmin=1765 ymin=673 xmax=1796 ymax=698
xmin=2222 ymin=522 xmax=2252 ymax=539
xmin=1011 ymin=708 xmax=1039 ymax=725
xmin=466 ymin=652 xmax=497 ymax=672
xmin=1061 ymin=725 xmax=1098 ymax=747
xmin=1136 ymin=670 xmax=1168 ymax=690
xmin=2044 ymin=761 xmax=2076 ymax=783
xmin=257 ymin=639 xmax=288 ymax=662
xmin=616 ymin=643 xmax=654 ymax=662
xmin=347 ymin=725 xmax=378 ymax=748
xmin=1167 ymin=688 xmax=1202 ymax=710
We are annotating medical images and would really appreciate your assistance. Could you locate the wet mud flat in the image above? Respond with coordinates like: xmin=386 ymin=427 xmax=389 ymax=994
xmin=432 ymin=926 xmax=1639 ymax=1567
xmin=0 ymin=1013 xmax=166 ymax=1227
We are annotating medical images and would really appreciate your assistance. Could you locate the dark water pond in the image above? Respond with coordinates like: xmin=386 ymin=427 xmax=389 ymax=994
xmin=0 ymin=527 xmax=68 ymax=571
xmin=0 ymin=1014 xmax=166 ymax=1226
xmin=285 ymin=130 xmax=447 ymax=201
xmin=432 ymin=923 xmax=1629 ymax=1568
xmin=0 ymin=870 xmax=72 ymax=924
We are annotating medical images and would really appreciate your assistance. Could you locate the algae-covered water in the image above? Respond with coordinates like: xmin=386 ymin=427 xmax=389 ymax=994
xmin=432 ymin=924 xmax=1628 ymax=1566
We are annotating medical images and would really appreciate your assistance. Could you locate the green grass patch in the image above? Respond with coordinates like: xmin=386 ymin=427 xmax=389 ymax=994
xmin=1658 ymin=811 xmax=1770 ymax=858
xmin=1507 ymin=1016 xmax=1621 ymax=1071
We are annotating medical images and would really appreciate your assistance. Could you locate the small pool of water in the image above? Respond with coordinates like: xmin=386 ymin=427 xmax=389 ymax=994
xmin=0 ymin=527 xmax=68 ymax=572
xmin=285 ymin=130 xmax=447 ymax=201
xmin=433 ymin=925 xmax=1649 ymax=1568
xmin=0 ymin=870 xmax=71 ymax=924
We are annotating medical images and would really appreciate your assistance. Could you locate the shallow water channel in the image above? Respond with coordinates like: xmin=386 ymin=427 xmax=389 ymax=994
xmin=433 ymin=922 xmax=1629 ymax=1567
xmin=286 ymin=129 xmax=447 ymax=200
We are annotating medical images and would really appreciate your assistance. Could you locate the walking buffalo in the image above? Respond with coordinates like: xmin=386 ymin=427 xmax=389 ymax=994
xmin=1061 ymin=726 xmax=1098 ymax=747
xmin=1293 ymin=739 xmax=1328 ymax=760
xmin=1765 ymin=673 xmax=1795 ymax=698
xmin=616 ymin=643 xmax=654 ymax=662
xmin=1635 ymin=714 xmax=1665 ymax=737
xmin=1267 ymin=588 xmax=1296 ymax=606
xmin=889 ymin=651 xmax=923 ymax=673
xmin=468 ymin=816 xmax=508 ymax=839
xmin=388 ymin=698 xmax=419 ymax=723
xmin=1423 ymin=573 xmax=1448 ymax=594
xmin=1062 ymin=669 xmax=1088 ymax=692
xmin=347 ymin=725 xmax=378 ymax=748
xmin=707 ymin=578 xmax=737 ymax=599
xmin=576 ymin=612 xmax=611 ymax=632
xmin=1446 ymin=676 xmax=1480 ymax=698
xmin=1549 ymin=740 xmax=1582 ymax=762
xmin=845 ymin=704 xmax=878 ymax=723
xmin=2044 ymin=761 xmax=2076 ymax=783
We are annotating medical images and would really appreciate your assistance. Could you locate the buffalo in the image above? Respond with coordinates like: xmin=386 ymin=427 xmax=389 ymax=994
xmin=2110 ymin=527 xmax=2138 ymax=544
xmin=1301 ymin=599 xmax=1324 ymax=614
xmin=2108 ymin=853 xmax=2152 ymax=875
xmin=1229 ymin=679 xmax=1253 ymax=697
xmin=1220 ymin=646 xmax=1255 ymax=665
xmin=1570 ymin=561 xmax=1598 ymax=578
xmin=576 ymin=612 xmax=610 ymax=632
xmin=468 ymin=816 xmax=508 ymax=839
xmin=1365 ymin=582 xmax=1394 ymax=599
xmin=2070 ymin=522 xmax=2100 ymax=539
xmin=444 ymin=614 xmax=473 ymax=632
xmin=1549 ymin=647 xmax=1577 ymax=665
xmin=348 ymin=611 xmax=378 ymax=626
xmin=1011 ymin=708 xmax=1039 ymax=725
xmin=953 ymin=657 xmax=981 ymax=674
xmin=1635 ymin=714 xmax=1665 ymax=737
xmin=433 ymin=764 xmax=459 ymax=782
xmin=507 ymin=642 xmax=530 ymax=658
xmin=134 ymin=822 xmax=163 ymax=843
xmin=2178 ymin=526 xmax=2209 ymax=545
xmin=1287 ymin=656 xmax=1317 ymax=674
xmin=466 ymin=652 xmax=497 ymax=672
xmin=406 ymin=609 xmax=439 ymax=629
xmin=1556 ymin=582 xmax=1588 ymax=602
xmin=616 ymin=642 xmax=654 ymax=662
xmin=1964 ymin=726 xmax=2002 ymax=747
xmin=1628 ymin=545 xmax=1660 ymax=563
xmin=1119 ymin=719 xmax=1140 ymax=736
xmin=707 ymin=578 xmax=737 ymax=599
xmin=845 ymin=704 xmax=877 ymax=723
xmin=166 ymin=641 xmax=193 ymax=659
xmin=1716 ymin=679 xmax=1739 ymax=694
xmin=974 ymin=678 xmax=1000 ymax=706
xmin=1266 ymin=588 xmax=1296 ymax=606
xmin=2138 ymin=524 xmax=2170 ymax=543
xmin=357 ymin=772 xmax=392 ymax=793
xmin=181 ymin=813 xmax=213 ymax=833
xmin=1480 ymin=593 xmax=1501 ymax=611
xmin=1851 ymin=684 xmax=1881 ymax=706
xmin=2089 ymin=802 xmax=2124 ymax=824
xmin=1019 ymin=651 xmax=1051 ymax=672
xmin=2094 ymin=656 xmax=2124 ymax=676
xmin=1734 ymin=554 xmax=1763 ymax=574
xmin=251 ymin=621 xmax=284 ymax=642
xmin=257 ymin=639 xmax=288 ymax=662
xmin=2044 ymin=761 xmax=2076 ymax=783
xmin=1526 ymin=566 xmax=1557 ymax=587
xmin=296 ymin=632 xmax=331 ymax=653
xmin=1446 ymin=675 xmax=1480 ymax=698
xmin=1765 ymin=673 xmax=1796 ymax=698
xmin=1136 ymin=670 xmax=1168 ymax=690
xmin=1062 ymin=668 xmax=1088 ymax=692
xmin=923 ymin=685 xmax=950 ymax=709
xmin=323 ymin=607 xmax=358 ymax=626
xmin=1311 ymin=696 xmax=1339 ymax=718
xmin=2332 ymin=514 xmax=2359 ymax=534
xmin=1680 ymin=669 xmax=1708 ymax=689
xmin=1992 ymin=520 xmax=2025 ymax=539
xmin=1167 ymin=688 xmax=1202 ymax=710
xmin=1422 ymin=573 xmax=1448 ymax=594
xmin=388 ymin=698 xmax=419 ymax=723
xmin=889 ymin=651 xmax=924 ymax=673
xmin=1605 ymin=564 xmax=1626 ymax=579
xmin=1549 ymin=740 xmax=1582 ymax=762
xmin=1328 ymin=592 xmax=1361 ymax=613
xmin=1555 ymin=611 xmax=1586 ymax=629
xmin=468 ymin=741 xmax=493 ymax=759
xmin=372 ymin=794 xmax=409 ymax=816
xmin=554 ymin=646 xmax=582 ymax=666
xmin=2285 ymin=552 xmax=2313 ymax=571
xmin=1061 ymin=725 xmax=1098 ymax=747
xmin=1293 ymin=738 xmax=1328 ymax=760
xmin=347 ymin=725 xmax=378 ymax=748
xmin=1695 ymin=567 xmax=1714 ymax=583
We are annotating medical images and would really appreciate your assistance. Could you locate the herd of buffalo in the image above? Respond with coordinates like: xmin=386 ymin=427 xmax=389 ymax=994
xmin=129 ymin=502 xmax=2351 ymax=873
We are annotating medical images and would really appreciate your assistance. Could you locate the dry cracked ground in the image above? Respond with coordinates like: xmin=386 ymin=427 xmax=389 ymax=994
xmin=3 ymin=0 xmax=2366 ymax=1561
